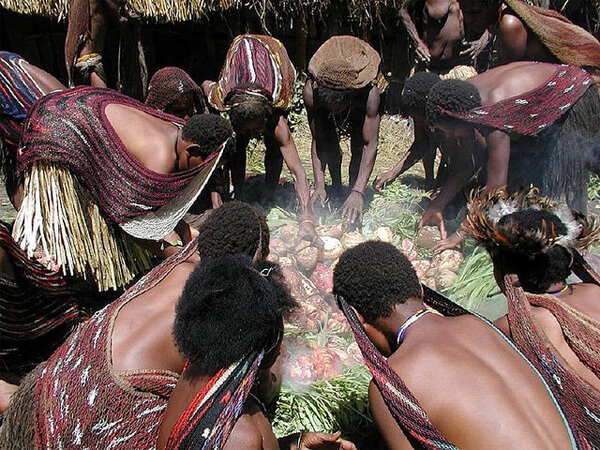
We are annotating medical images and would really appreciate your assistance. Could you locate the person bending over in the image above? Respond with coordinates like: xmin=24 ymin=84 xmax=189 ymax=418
xmin=465 ymin=187 xmax=600 ymax=445
xmin=374 ymin=72 xmax=479 ymax=238
xmin=333 ymin=240 xmax=576 ymax=449
xmin=146 ymin=66 xmax=228 ymax=212
xmin=459 ymin=0 xmax=600 ymax=79
xmin=12 ymin=87 xmax=234 ymax=291
xmin=425 ymin=61 xmax=599 ymax=251
xmin=0 ymin=51 xmax=65 ymax=206
xmin=304 ymin=36 xmax=384 ymax=224
xmin=203 ymin=34 xmax=318 ymax=244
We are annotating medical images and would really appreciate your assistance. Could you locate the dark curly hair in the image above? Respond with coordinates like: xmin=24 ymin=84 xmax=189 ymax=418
xmin=196 ymin=201 xmax=270 ymax=260
xmin=225 ymin=83 xmax=273 ymax=133
xmin=425 ymin=79 xmax=481 ymax=125
xmin=174 ymin=255 xmax=297 ymax=376
xmin=333 ymin=241 xmax=422 ymax=322
xmin=315 ymin=85 xmax=357 ymax=111
xmin=402 ymin=72 xmax=441 ymax=115
xmin=182 ymin=113 xmax=235 ymax=159
xmin=491 ymin=209 xmax=573 ymax=293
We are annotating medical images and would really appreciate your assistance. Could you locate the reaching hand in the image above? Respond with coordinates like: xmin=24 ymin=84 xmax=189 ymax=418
xmin=432 ymin=231 xmax=465 ymax=254
xmin=419 ymin=208 xmax=447 ymax=239
xmin=459 ymin=33 xmax=490 ymax=61
xmin=298 ymin=221 xmax=324 ymax=248
xmin=311 ymin=187 xmax=328 ymax=208
xmin=373 ymin=170 xmax=396 ymax=192
xmin=341 ymin=191 xmax=364 ymax=224
xmin=299 ymin=431 xmax=358 ymax=450
xmin=415 ymin=41 xmax=431 ymax=64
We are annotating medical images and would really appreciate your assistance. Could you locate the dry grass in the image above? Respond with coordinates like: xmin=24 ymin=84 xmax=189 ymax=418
xmin=249 ymin=114 xmax=421 ymax=186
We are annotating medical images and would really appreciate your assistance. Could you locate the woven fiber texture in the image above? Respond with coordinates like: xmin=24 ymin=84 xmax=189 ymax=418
xmin=309 ymin=36 xmax=381 ymax=90
xmin=208 ymin=34 xmax=296 ymax=111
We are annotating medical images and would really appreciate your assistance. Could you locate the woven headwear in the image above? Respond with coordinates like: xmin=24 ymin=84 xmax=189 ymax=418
xmin=464 ymin=187 xmax=600 ymax=253
xmin=145 ymin=67 xmax=204 ymax=112
xmin=309 ymin=36 xmax=381 ymax=90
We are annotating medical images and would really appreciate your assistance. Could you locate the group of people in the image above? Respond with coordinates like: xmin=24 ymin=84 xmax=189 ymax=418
xmin=1 ymin=192 xmax=599 ymax=449
xmin=0 ymin=0 xmax=599 ymax=447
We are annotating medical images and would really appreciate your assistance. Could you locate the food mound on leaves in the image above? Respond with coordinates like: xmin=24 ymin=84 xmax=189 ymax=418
xmin=270 ymin=224 xmax=464 ymax=384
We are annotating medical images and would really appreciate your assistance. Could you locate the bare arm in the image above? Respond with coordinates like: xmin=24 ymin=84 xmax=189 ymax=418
xmin=369 ymin=382 xmax=415 ymax=449
xmin=230 ymin=138 xmax=249 ymax=201
xmin=342 ymin=87 xmax=381 ymax=223
xmin=273 ymin=117 xmax=320 ymax=244
xmin=355 ymin=87 xmax=380 ymax=193
xmin=401 ymin=0 xmax=431 ymax=62
xmin=303 ymin=80 xmax=327 ymax=204
xmin=374 ymin=124 xmax=431 ymax=191
xmin=485 ymin=130 xmax=511 ymax=189
xmin=420 ymin=133 xmax=476 ymax=238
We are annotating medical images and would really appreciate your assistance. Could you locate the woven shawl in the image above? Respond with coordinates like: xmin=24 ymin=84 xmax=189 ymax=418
xmin=166 ymin=352 xmax=263 ymax=449
xmin=33 ymin=237 xmax=199 ymax=448
xmin=339 ymin=291 xmax=578 ymax=449
xmin=504 ymin=0 xmax=600 ymax=70
xmin=207 ymin=34 xmax=296 ymax=111
xmin=16 ymin=86 xmax=220 ymax=225
xmin=0 ymin=221 xmax=80 ymax=352
xmin=0 ymin=51 xmax=44 ymax=150
xmin=444 ymin=65 xmax=594 ymax=136
xmin=338 ymin=297 xmax=457 ymax=449
xmin=504 ymin=272 xmax=600 ymax=448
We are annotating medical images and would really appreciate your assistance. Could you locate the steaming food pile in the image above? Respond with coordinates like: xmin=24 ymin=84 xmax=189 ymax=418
xmin=268 ymin=222 xmax=464 ymax=386
xmin=266 ymin=203 xmax=469 ymax=442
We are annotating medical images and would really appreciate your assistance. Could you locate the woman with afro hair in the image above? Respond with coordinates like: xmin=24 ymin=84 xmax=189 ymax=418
xmin=466 ymin=187 xmax=600 ymax=444
xmin=0 ymin=202 xmax=355 ymax=449
xmin=425 ymin=61 xmax=599 ymax=252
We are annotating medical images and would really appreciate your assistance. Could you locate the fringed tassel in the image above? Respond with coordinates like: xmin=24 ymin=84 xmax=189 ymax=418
xmin=12 ymin=162 xmax=152 ymax=291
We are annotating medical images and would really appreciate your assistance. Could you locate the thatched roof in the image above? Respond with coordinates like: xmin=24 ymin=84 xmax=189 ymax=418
xmin=0 ymin=0 xmax=403 ymax=25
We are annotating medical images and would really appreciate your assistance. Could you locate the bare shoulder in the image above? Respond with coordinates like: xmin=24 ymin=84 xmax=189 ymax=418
xmin=224 ymin=414 xmax=264 ymax=450
xmin=499 ymin=11 xmax=525 ymax=34
xmin=366 ymin=86 xmax=381 ymax=117
xmin=566 ymin=283 xmax=600 ymax=321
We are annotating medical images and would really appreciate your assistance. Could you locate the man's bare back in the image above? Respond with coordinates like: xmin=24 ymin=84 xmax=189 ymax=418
xmin=373 ymin=314 xmax=572 ymax=449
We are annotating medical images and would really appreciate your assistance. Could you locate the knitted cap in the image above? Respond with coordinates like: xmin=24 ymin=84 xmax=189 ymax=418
xmin=309 ymin=36 xmax=381 ymax=90
xmin=145 ymin=67 xmax=203 ymax=111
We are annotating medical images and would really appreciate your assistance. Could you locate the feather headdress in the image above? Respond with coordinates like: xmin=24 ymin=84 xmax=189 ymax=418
xmin=464 ymin=187 xmax=600 ymax=254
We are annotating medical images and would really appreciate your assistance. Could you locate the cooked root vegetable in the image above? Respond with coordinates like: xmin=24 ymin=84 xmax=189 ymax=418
xmin=279 ymin=224 xmax=300 ymax=250
xmin=316 ymin=224 xmax=344 ymax=239
xmin=416 ymin=226 xmax=442 ymax=249
xmin=433 ymin=249 xmax=464 ymax=272
xmin=341 ymin=231 xmax=366 ymax=249
xmin=296 ymin=245 xmax=320 ymax=274
xmin=371 ymin=226 xmax=394 ymax=243
xmin=321 ymin=236 xmax=343 ymax=260
xmin=436 ymin=268 xmax=458 ymax=289
xmin=269 ymin=238 xmax=288 ymax=257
